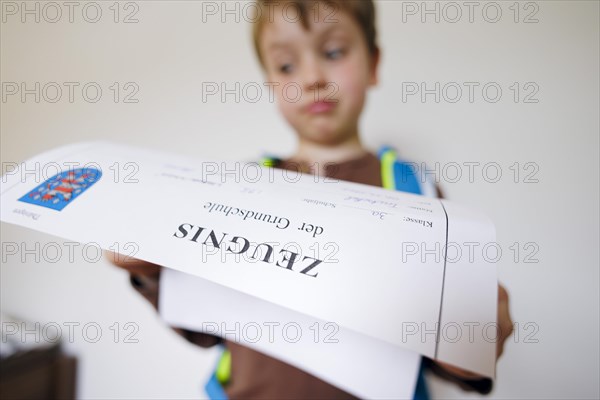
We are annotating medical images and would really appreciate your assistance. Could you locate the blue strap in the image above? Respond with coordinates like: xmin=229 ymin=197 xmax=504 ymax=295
xmin=413 ymin=360 xmax=430 ymax=400
xmin=393 ymin=161 xmax=422 ymax=195
xmin=378 ymin=146 xmax=422 ymax=195
xmin=205 ymin=345 xmax=230 ymax=400
xmin=205 ymin=371 xmax=228 ymax=400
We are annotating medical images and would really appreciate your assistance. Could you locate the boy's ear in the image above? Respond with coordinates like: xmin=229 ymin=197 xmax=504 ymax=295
xmin=369 ymin=47 xmax=381 ymax=86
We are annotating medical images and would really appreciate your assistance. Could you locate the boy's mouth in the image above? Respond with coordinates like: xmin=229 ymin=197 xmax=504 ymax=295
xmin=306 ymin=101 xmax=336 ymax=115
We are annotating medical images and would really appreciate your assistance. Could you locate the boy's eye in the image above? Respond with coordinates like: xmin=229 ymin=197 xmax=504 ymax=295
xmin=279 ymin=63 xmax=293 ymax=74
xmin=325 ymin=48 xmax=345 ymax=60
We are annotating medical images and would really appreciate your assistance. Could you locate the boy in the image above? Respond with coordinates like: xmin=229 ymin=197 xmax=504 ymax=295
xmin=109 ymin=1 xmax=513 ymax=398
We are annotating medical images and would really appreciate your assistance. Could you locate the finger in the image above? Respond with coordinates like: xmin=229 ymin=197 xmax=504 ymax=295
xmin=130 ymin=273 xmax=160 ymax=309
xmin=496 ymin=284 xmax=514 ymax=358
xmin=498 ymin=284 xmax=509 ymax=302
xmin=434 ymin=360 xmax=484 ymax=380
xmin=104 ymin=250 xmax=161 ymax=277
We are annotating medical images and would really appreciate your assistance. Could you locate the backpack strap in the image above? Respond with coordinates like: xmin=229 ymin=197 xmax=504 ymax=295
xmin=378 ymin=146 xmax=438 ymax=198
xmin=379 ymin=146 xmax=399 ymax=190
xmin=205 ymin=345 xmax=231 ymax=399
xmin=261 ymin=156 xmax=280 ymax=168
xmin=216 ymin=347 xmax=232 ymax=385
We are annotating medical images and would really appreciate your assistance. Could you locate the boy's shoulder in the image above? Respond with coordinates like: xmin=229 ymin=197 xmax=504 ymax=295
xmin=261 ymin=146 xmax=440 ymax=198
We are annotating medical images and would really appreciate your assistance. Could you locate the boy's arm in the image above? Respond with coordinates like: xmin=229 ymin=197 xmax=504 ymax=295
xmin=428 ymin=185 xmax=512 ymax=393
xmin=105 ymin=252 xmax=223 ymax=348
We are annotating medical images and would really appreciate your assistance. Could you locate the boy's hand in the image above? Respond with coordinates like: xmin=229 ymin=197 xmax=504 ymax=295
xmin=433 ymin=284 xmax=513 ymax=381
xmin=104 ymin=250 xmax=161 ymax=308
xmin=104 ymin=250 xmax=161 ymax=277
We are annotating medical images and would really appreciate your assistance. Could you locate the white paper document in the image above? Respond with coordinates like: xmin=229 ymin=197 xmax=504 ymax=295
xmin=0 ymin=142 xmax=497 ymax=399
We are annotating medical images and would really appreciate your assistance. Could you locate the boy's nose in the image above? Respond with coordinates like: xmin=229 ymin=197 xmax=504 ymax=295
xmin=300 ymin=58 xmax=328 ymax=95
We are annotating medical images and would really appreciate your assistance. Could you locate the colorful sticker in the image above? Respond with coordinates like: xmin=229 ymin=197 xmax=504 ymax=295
xmin=19 ymin=168 xmax=102 ymax=211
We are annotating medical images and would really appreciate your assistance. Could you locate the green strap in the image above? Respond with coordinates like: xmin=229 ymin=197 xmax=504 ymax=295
xmin=380 ymin=148 xmax=397 ymax=190
xmin=216 ymin=348 xmax=231 ymax=385
xmin=261 ymin=157 xmax=276 ymax=168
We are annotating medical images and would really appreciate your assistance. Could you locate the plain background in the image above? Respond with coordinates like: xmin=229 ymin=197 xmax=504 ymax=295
xmin=1 ymin=1 xmax=598 ymax=398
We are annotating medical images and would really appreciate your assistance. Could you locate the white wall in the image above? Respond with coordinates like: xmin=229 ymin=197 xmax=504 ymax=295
xmin=1 ymin=1 xmax=598 ymax=398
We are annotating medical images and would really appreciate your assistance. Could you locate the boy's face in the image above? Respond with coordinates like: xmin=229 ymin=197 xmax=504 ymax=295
xmin=259 ymin=3 xmax=379 ymax=146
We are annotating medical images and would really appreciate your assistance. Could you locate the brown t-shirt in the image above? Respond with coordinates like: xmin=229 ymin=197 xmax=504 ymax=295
xmin=129 ymin=151 xmax=489 ymax=398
